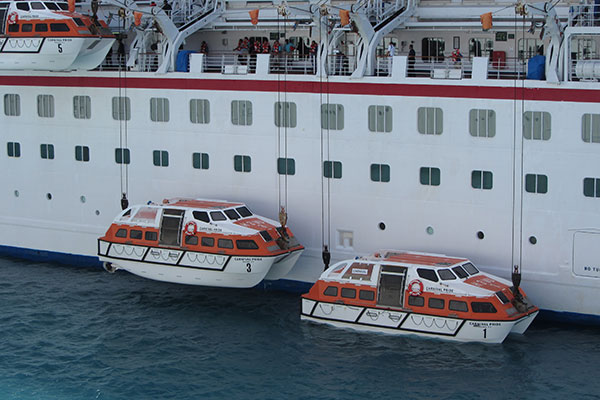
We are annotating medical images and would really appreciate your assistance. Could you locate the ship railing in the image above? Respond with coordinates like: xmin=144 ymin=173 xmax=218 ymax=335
xmin=486 ymin=57 xmax=526 ymax=80
xmin=269 ymin=55 xmax=317 ymax=75
xmin=568 ymin=3 xmax=600 ymax=27
xmin=325 ymin=53 xmax=357 ymax=76
xmin=202 ymin=52 xmax=257 ymax=74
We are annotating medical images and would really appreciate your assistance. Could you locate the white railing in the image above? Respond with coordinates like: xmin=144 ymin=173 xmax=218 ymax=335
xmin=202 ymin=53 xmax=257 ymax=74
xmin=326 ymin=54 xmax=357 ymax=76
xmin=270 ymin=55 xmax=317 ymax=75
xmin=487 ymin=57 xmax=526 ymax=80
xmin=569 ymin=4 xmax=600 ymax=27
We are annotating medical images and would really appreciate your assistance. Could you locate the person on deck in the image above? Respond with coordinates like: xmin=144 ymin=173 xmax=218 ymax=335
xmin=262 ymin=38 xmax=270 ymax=54
xmin=408 ymin=44 xmax=416 ymax=77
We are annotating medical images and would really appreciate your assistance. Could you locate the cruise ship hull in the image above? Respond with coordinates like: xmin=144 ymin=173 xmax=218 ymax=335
xmin=0 ymin=69 xmax=598 ymax=323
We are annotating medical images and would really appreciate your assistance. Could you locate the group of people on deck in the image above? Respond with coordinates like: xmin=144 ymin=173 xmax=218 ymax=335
xmin=234 ymin=37 xmax=318 ymax=57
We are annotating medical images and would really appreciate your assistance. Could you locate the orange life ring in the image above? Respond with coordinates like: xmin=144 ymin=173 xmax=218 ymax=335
xmin=7 ymin=12 xmax=18 ymax=25
xmin=184 ymin=221 xmax=197 ymax=236
xmin=408 ymin=279 xmax=424 ymax=296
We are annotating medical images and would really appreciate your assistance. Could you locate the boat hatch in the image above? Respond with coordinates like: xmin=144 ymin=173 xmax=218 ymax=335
xmin=377 ymin=265 xmax=407 ymax=308
xmin=159 ymin=209 xmax=185 ymax=246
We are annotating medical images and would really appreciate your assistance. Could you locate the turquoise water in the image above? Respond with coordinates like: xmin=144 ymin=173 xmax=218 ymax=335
xmin=1 ymin=256 xmax=599 ymax=400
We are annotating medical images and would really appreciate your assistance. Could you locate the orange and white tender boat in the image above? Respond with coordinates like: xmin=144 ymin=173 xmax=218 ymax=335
xmin=301 ymin=250 xmax=539 ymax=343
xmin=0 ymin=1 xmax=114 ymax=70
xmin=98 ymin=198 xmax=304 ymax=288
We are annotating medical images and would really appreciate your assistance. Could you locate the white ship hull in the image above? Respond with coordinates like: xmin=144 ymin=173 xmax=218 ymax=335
xmin=0 ymin=0 xmax=599 ymax=322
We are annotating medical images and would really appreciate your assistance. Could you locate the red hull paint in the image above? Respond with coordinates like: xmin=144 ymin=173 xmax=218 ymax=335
xmin=0 ymin=75 xmax=598 ymax=103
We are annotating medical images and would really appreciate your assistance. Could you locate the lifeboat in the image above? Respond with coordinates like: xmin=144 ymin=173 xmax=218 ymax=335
xmin=301 ymin=250 xmax=539 ymax=343
xmin=0 ymin=1 xmax=114 ymax=70
xmin=97 ymin=198 xmax=305 ymax=288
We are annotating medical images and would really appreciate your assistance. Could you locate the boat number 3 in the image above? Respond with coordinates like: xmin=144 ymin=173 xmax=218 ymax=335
xmin=246 ymin=263 xmax=252 ymax=273
xmin=57 ymin=44 xmax=63 ymax=53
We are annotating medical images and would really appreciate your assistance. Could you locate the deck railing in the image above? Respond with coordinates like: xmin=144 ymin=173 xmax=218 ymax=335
xmin=569 ymin=3 xmax=600 ymax=27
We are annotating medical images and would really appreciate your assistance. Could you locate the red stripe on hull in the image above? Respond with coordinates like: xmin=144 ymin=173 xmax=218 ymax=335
xmin=0 ymin=75 xmax=597 ymax=103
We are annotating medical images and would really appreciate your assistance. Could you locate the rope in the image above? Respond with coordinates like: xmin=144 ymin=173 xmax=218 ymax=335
xmin=319 ymin=13 xmax=332 ymax=265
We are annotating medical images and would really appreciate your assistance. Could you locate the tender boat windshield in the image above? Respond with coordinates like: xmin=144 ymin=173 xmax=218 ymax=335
xmin=462 ymin=263 xmax=479 ymax=275
xmin=192 ymin=211 xmax=209 ymax=223
xmin=452 ymin=265 xmax=469 ymax=279
xmin=210 ymin=211 xmax=226 ymax=221
xmin=224 ymin=209 xmax=241 ymax=220
xmin=438 ymin=269 xmax=457 ymax=280
xmin=236 ymin=206 xmax=252 ymax=217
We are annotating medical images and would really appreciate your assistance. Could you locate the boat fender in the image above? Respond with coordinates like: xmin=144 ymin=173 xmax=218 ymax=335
xmin=7 ymin=12 xmax=18 ymax=25
xmin=408 ymin=279 xmax=424 ymax=296
xmin=103 ymin=262 xmax=118 ymax=274
xmin=184 ymin=221 xmax=198 ymax=236
xmin=322 ymin=245 xmax=331 ymax=270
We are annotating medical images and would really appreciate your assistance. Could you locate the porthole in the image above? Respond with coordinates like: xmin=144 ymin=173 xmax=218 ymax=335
xmin=426 ymin=226 xmax=434 ymax=235
xmin=95 ymin=210 xmax=100 ymax=216
xmin=529 ymin=236 xmax=537 ymax=245
xmin=80 ymin=195 xmax=86 ymax=203
xmin=379 ymin=222 xmax=386 ymax=231
xmin=46 ymin=193 xmax=52 ymax=200
xmin=14 ymin=190 xmax=19 ymax=197
xmin=477 ymin=231 xmax=485 ymax=239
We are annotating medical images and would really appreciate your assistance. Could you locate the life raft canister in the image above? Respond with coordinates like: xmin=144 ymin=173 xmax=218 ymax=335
xmin=408 ymin=279 xmax=424 ymax=296
xmin=184 ymin=221 xmax=197 ymax=236
xmin=7 ymin=12 xmax=18 ymax=25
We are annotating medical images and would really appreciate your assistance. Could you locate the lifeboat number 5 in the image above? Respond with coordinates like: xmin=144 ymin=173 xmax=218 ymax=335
xmin=184 ymin=221 xmax=197 ymax=236
xmin=7 ymin=12 xmax=18 ymax=25
xmin=408 ymin=279 xmax=424 ymax=297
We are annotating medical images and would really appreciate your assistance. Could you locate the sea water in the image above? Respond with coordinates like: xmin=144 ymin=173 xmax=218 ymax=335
xmin=1 ymin=256 xmax=599 ymax=400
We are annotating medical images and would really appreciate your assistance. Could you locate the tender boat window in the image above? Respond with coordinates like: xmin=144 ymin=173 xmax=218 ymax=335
xmin=438 ymin=269 xmax=457 ymax=280
xmin=16 ymin=2 xmax=30 ymax=11
xmin=236 ymin=206 xmax=252 ymax=217
xmin=35 ymin=24 xmax=48 ymax=32
xmin=185 ymin=235 xmax=198 ymax=245
xmin=44 ymin=2 xmax=58 ymax=10
xmin=121 ymin=209 xmax=132 ymax=218
xmin=224 ymin=209 xmax=241 ymax=220
xmin=359 ymin=290 xmax=375 ymax=301
xmin=323 ymin=286 xmax=338 ymax=296
xmin=236 ymin=240 xmax=258 ymax=250
xmin=217 ymin=238 xmax=233 ymax=249
xmin=417 ymin=268 xmax=439 ymax=282
xmin=73 ymin=18 xmax=85 ymax=27
xmin=129 ymin=230 xmax=142 ymax=240
xmin=462 ymin=263 xmax=479 ymax=275
xmin=115 ymin=228 xmax=127 ymax=238
xmin=259 ymin=230 xmax=272 ymax=242
xmin=145 ymin=231 xmax=157 ymax=241
xmin=210 ymin=211 xmax=226 ymax=221
xmin=495 ymin=291 xmax=510 ymax=304
xmin=451 ymin=266 xmax=468 ymax=279
xmin=21 ymin=23 xmax=33 ymax=32
xmin=408 ymin=296 xmax=424 ymax=307
xmin=471 ymin=302 xmax=497 ymax=313
xmin=449 ymin=300 xmax=468 ymax=312
xmin=57 ymin=2 xmax=68 ymax=10
xmin=192 ymin=211 xmax=209 ymax=223
xmin=201 ymin=237 xmax=214 ymax=247
xmin=428 ymin=297 xmax=445 ymax=309
xmin=31 ymin=2 xmax=45 ymax=9
xmin=341 ymin=287 xmax=356 ymax=299
xmin=8 ymin=24 xmax=19 ymax=32
xmin=50 ymin=23 xmax=70 ymax=32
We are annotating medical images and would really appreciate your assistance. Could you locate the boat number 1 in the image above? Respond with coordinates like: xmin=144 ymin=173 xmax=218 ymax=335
xmin=483 ymin=328 xmax=487 ymax=339
xmin=57 ymin=44 xmax=63 ymax=53
xmin=246 ymin=263 xmax=252 ymax=273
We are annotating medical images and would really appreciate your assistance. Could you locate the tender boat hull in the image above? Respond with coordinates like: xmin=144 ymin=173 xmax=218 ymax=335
xmin=301 ymin=298 xmax=539 ymax=343
xmin=98 ymin=239 xmax=303 ymax=287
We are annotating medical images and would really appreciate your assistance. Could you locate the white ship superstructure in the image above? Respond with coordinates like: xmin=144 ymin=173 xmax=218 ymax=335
xmin=0 ymin=0 xmax=598 ymax=322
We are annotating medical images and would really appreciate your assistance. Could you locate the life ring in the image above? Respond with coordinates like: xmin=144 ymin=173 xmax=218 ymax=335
xmin=7 ymin=12 xmax=18 ymax=25
xmin=184 ymin=221 xmax=197 ymax=236
xmin=408 ymin=279 xmax=424 ymax=296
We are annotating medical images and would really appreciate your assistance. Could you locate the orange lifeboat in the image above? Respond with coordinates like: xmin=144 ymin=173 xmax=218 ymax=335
xmin=301 ymin=250 xmax=539 ymax=343
xmin=0 ymin=1 xmax=114 ymax=70
xmin=98 ymin=198 xmax=305 ymax=288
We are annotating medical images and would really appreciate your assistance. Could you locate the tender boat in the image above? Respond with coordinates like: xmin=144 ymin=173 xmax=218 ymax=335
xmin=301 ymin=250 xmax=539 ymax=343
xmin=0 ymin=0 xmax=114 ymax=70
xmin=98 ymin=198 xmax=304 ymax=288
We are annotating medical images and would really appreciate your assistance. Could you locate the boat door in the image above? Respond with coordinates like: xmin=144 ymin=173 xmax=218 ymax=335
xmin=377 ymin=265 xmax=407 ymax=308
xmin=159 ymin=209 xmax=185 ymax=246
